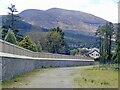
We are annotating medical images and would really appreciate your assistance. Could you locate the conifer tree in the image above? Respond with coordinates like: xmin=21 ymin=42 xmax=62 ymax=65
xmin=18 ymin=36 xmax=38 ymax=52
xmin=4 ymin=29 xmax=17 ymax=44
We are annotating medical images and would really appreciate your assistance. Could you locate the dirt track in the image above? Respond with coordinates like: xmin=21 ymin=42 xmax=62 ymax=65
xmin=3 ymin=66 xmax=92 ymax=88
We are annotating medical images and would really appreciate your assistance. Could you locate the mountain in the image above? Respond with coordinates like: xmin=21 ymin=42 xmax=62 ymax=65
xmin=19 ymin=8 xmax=107 ymax=36
xmin=1 ymin=8 xmax=109 ymax=48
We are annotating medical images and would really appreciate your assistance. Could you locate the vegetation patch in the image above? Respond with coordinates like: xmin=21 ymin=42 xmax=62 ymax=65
xmin=74 ymin=67 xmax=119 ymax=88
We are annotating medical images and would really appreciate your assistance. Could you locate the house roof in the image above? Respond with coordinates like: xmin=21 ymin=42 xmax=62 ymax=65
xmin=87 ymin=49 xmax=99 ymax=55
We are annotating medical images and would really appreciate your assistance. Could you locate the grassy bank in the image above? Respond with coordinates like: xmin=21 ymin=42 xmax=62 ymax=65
xmin=74 ymin=67 xmax=119 ymax=88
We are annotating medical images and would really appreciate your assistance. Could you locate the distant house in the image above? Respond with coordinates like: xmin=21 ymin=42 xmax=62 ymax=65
xmin=87 ymin=49 xmax=100 ymax=59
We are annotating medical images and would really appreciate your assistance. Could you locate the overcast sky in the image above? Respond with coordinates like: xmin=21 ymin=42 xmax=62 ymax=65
xmin=0 ymin=0 xmax=119 ymax=23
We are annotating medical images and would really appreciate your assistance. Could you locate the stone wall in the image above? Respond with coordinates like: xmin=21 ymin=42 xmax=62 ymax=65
xmin=0 ymin=39 xmax=94 ymax=81
xmin=1 ymin=56 xmax=94 ymax=81
xmin=0 ymin=39 xmax=90 ymax=59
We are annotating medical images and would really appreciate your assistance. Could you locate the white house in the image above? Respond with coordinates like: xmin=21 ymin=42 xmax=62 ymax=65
xmin=87 ymin=49 xmax=100 ymax=59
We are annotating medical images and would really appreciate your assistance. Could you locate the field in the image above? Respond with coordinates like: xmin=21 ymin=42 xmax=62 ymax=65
xmin=74 ymin=67 xmax=119 ymax=88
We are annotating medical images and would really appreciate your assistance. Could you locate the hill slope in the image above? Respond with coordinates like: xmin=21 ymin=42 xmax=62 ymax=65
xmin=1 ymin=8 xmax=109 ymax=48
xmin=0 ymin=15 xmax=48 ymax=35
xmin=19 ymin=8 xmax=107 ymax=36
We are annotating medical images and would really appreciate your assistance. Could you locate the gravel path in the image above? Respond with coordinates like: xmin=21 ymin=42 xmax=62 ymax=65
xmin=4 ymin=66 xmax=92 ymax=88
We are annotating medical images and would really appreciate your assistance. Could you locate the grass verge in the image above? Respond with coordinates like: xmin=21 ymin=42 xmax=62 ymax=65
xmin=2 ymin=69 xmax=45 ymax=88
xmin=74 ymin=67 xmax=119 ymax=88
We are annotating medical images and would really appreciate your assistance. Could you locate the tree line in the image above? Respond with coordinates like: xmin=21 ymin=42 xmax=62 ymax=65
xmin=96 ymin=22 xmax=120 ymax=64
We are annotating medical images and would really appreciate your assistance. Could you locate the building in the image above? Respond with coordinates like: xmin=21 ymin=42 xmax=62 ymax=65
xmin=87 ymin=48 xmax=100 ymax=59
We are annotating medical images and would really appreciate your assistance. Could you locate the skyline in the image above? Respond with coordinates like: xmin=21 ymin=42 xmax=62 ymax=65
xmin=0 ymin=0 xmax=119 ymax=23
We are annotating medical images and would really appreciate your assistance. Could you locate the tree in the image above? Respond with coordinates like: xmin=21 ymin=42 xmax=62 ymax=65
xmin=36 ymin=41 xmax=42 ymax=52
xmin=4 ymin=29 xmax=17 ymax=44
xmin=28 ymin=31 xmax=46 ymax=52
xmin=79 ymin=49 xmax=89 ymax=55
xmin=70 ymin=49 xmax=78 ymax=55
xmin=115 ymin=23 xmax=120 ymax=63
xmin=8 ymin=4 xmax=19 ymax=33
xmin=18 ymin=36 xmax=38 ymax=52
xmin=96 ymin=22 xmax=114 ymax=63
xmin=2 ymin=4 xmax=22 ymax=41
xmin=2 ymin=26 xmax=8 ymax=39
xmin=113 ymin=23 xmax=120 ymax=63
xmin=46 ymin=27 xmax=69 ymax=54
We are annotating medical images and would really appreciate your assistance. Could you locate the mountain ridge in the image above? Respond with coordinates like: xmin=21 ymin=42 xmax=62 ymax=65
xmin=19 ymin=8 xmax=108 ymax=35
xmin=1 ymin=8 xmax=110 ymax=48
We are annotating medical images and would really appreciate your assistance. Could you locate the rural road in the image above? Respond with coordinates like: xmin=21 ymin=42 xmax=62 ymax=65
xmin=4 ymin=66 xmax=92 ymax=88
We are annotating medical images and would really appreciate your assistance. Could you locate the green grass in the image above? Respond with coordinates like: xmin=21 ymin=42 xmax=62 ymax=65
xmin=74 ymin=67 xmax=119 ymax=88
xmin=97 ymin=64 xmax=120 ymax=71
xmin=2 ymin=69 xmax=44 ymax=87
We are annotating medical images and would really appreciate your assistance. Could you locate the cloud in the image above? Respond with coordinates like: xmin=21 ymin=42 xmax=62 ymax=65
xmin=0 ymin=0 xmax=118 ymax=23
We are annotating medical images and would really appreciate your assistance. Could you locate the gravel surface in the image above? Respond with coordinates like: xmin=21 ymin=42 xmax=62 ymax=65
xmin=3 ymin=66 xmax=92 ymax=88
